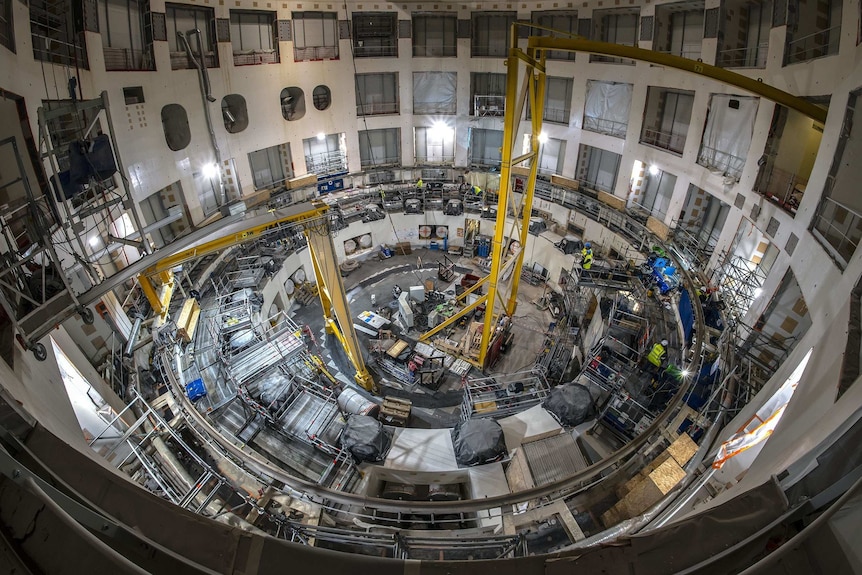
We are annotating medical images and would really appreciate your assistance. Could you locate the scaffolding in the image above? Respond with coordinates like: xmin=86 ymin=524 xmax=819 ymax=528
xmin=712 ymin=255 xmax=768 ymax=320
xmin=460 ymin=369 xmax=549 ymax=420
xmin=670 ymin=224 xmax=716 ymax=272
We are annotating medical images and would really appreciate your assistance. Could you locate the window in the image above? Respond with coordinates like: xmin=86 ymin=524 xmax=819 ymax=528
xmin=230 ymin=10 xmax=278 ymax=65
xmin=281 ymin=87 xmax=305 ymax=121
xmin=413 ymin=13 xmax=456 ymax=57
xmin=352 ymin=12 xmax=397 ymax=58
xmin=470 ymin=128 xmax=503 ymax=167
xmin=576 ymin=144 xmax=621 ymax=194
xmin=471 ymin=12 xmax=515 ymax=57
xmin=590 ymin=8 xmax=639 ymax=64
xmin=0 ymin=0 xmax=13 ymax=52
xmin=653 ymin=1 xmax=704 ymax=59
xmin=531 ymin=11 xmax=577 ymax=61
xmin=697 ymin=94 xmax=759 ymax=182
xmin=98 ymin=0 xmax=153 ymax=70
xmin=359 ymin=128 xmax=400 ymax=168
xmin=166 ymin=4 xmax=217 ymax=69
xmin=630 ymin=164 xmax=677 ymax=220
xmin=30 ymin=0 xmax=88 ymax=67
xmin=355 ymin=73 xmax=399 ymax=116
xmin=161 ymin=104 xmax=190 ymax=151
xmin=313 ymin=85 xmax=331 ymax=111
xmin=140 ymin=184 xmax=188 ymax=248
xmin=678 ymin=184 xmax=729 ymax=255
xmin=537 ymin=76 xmax=573 ymax=125
xmin=811 ymin=89 xmax=862 ymax=268
xmin=641 ymin=87 xmax=694 ymax=155
xmin=292 ymin=11 xmax=339 ymax=61
xmin=523 ymin=135 xmax=565 ymax=175
xmin=123 ymin=86 xmax=145 ymax=105
xmin=248 ymin=143 xmax=293 ymax=190
xmin=221 ymin=94 xmax=248 ymax=133
xmin=784 ymin=0 xmax=841 ymax=64
xmin=471 ymin=72 xmax=506 ymax=116
xmin=583 ymin=80 xmax=632 ymax=138
xmin=415 ymin=125 xmax=455 ymax=165
xmin=717 ymin=0 xmax=771 ymax=68
xmin=413 ymin=72 xmax=457 ymax=115
xmin=304 ymin=133 xmax=347 ymax=176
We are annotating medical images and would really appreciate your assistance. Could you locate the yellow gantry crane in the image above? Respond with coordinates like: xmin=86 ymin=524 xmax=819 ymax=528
xmin=419 ymin=24 xmax=827 ymax=368
xmin=136 ymin=200 xmax=375 ymax=391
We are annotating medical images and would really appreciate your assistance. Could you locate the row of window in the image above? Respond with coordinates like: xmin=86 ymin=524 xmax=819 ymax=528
xmin=8 ymin=0 xmax=843 ymax=71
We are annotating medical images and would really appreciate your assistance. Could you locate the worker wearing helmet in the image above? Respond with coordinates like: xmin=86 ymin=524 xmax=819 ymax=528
xmin=647 ymin=339 xmax=668 ymax=370
xmin=581 ymin=242 xmax=594 ymax=271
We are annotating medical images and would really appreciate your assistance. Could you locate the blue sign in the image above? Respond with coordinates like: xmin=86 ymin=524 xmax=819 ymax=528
xmin=317 ymin=178 xmax=345 ymax=194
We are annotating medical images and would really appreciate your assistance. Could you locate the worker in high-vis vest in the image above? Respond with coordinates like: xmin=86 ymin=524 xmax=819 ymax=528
xmin=581 ymin=242 xmax=594 ymax=271
xmin=646 ymin=339 xmax=668 ymax=375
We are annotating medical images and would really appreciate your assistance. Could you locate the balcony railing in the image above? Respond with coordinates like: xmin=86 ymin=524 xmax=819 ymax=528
xmin=641 ymin=128 xmax=686 ymax=155
xmin=543 ymin=107 xmax=570 ymax=125
xmin=352 ymin=44 xmax=398 ymax=58
xmin=756 ymin=166 xmax=804 ymax=214
xmin=103 ymin=47 xmax=155 ymax=71
xmin=232 ymin=49 xmax=278 ymax=66
xmin=473 ymin=95 xmax=505 ymax=117
xmin=583 ymin=116 xmax=628 ymax=138
xmin=812 ymin=196 xmax=862 ymax=269
xmin=717 ymin=43 xmax=768 ymax=68
xmin=785 ymin=24 xmax=841 ymax=65
xmin=360 ymin=155 xmax=400 ymax=169
xmin=414 ymin=155 xmax=456 ymax=166
xmin=412 ymin=44 xmax=457 ymax=57
xmin=697 ymin=146 xmax=745 ymax=182
xmin=293 ymin=45 xmax=339 ymax=61
xmin=306 ymin=151 xmax=348 ymax=176
xmin=170 ymin=51 xmax=217 ymax=70
xmin=655 ymin=47 xmax=702 ymax=61
xmin=470 ymin=155 xmax=502 ymax=167
xmin=356 ymin=102 xmax=399 ymax=116
xmin=413 ymin=103 xmax=457 ymax=115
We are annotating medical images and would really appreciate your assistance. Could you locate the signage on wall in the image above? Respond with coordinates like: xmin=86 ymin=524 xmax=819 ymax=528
xmin=418 ymin=225 xmax=449 ymax=241
xmin=317 ymin=178 xmax=345 ymax=194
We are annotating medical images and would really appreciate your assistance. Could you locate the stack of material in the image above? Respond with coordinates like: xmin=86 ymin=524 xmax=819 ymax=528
xmin=452 ymin=418 xmax=507 ymax=467
xmin=600 ymin=433 xmax=698 ymax=528
xmin=295 ymin=282 xmax=318 ymax=306
xmin=394 ymin=241 xmax=412 ymax=255
xmin=340 ymin=415 xmax=391 ymax=463
xmin=176 ymin=298 xmax=201 ymax=344
xmin=379 ymin=396 xmax=412 ymax=427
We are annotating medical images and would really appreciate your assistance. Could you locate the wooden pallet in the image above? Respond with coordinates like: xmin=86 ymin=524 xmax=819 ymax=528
xmin=380 ymin=397 xmax=412 ymax=427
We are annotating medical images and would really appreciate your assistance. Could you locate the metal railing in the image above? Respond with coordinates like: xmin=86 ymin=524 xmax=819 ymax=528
xmin=414 ymin=155 xmax=456 ymax=166
xmin=754 ymin=166 xmax=804 ymax=213
xmin=352 ymin=44 xmax=398 ymax=58
xmin=103 ymin=47 xmax=155 ymax=71
xmin=717 ymin=43 xmax=768 ymax=68
xmin=412 ymin=44 xmax=457 ymax=57
xmin=293 ymin=45 xmax=339 ymax=61
xmin=305 ymin=151 xmax=348 ymax=176
xmin=785 ymin=24 xmax=841 ymax=65
xmin=356 ymin=102 xmax=399 ymax=116
xmin=697 ymin=146 xmax=746 ymax=181
xmin=413 ymin=103 xmax=457 ymax=115
xmin=170 ymin=50 xmax=217 ymax=70
xmin=641 ymin=128 xmax=686 ymax=155
xmin=473 ymin=95 xmax=505 ymax=117
xmin=582 ymin=116 xmax=628 ymax=138
xmin=360 ymin=155 xmax=401 ymax=169
xmin=232 ymin=50 xmax=278 ymax=66
xmin=543 ymin=106 xmax=570 ymax=125
xmin=811 ymin=196 xmax=862 ymax=269
xmin=655 ymin=47 xmax=702 ymax=60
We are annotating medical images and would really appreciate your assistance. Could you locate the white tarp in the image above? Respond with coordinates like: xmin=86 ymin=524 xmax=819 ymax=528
xmin=583 ymin=81 xmax=633 ymax=137
xmin=413 ymin=72 xmax=457 ymax=115
xmin=698 ymin=94 xmax=759 ymax=181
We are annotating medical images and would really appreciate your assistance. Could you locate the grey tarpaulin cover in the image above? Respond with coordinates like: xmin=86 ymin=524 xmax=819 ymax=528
xmin=451 ymin=418 xmax=507 ymax=466
xmin=340 ymin=415 xmax=391 ymax=463
xmin=543 ymin=383 xmax=596 ymax=426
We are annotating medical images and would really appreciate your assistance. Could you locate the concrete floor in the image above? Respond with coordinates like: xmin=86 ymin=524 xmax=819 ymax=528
xmin=289 ymin=246 xmax=561 ymax=428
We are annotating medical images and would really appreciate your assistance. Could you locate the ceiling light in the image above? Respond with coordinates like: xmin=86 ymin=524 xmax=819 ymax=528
xmin=538 ymin=132 xmax=549 ymax=144
xmin=202 ymin=162 xmax=220 ymax=179
xmin=429 ymin=121 xmax=453 ymax=139
xmin=88 ymin=236 xmax=100 ymax=247
xmin=649 ymin=164 xmax=660 ymax=176
xmin=317 ymin=132 xmax=326 ymax=141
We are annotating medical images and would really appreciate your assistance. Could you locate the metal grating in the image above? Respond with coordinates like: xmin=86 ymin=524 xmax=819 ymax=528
xmin=338 ymin=19 xmax=351 ymax=39
xmin=216 ymin=18 xmax=230 ymax=42
xmin=750 ymin=203 xmax=761 ymax=220
xmin=151 ymin=12 xmax=167 ymax=41
xmin=457 ymin=19 xmax=471 ymax=38
xmin=398 ymin=19 xmax=411 ymax=38
xmin=277 ymin=19 xmax=292 ymax=42
xmin=704 ymin=8 xmax=719 ymax=38
xmin=640 ymin=16 xmax=653 ymax=41
xmin=766 ymin=217 xmax=779 ymax=237
xmin=786 ymin=232 xmax=798 ymax=255
xmin=734 ymin=193 xmax=746 ymax=209
xmin=82 ymin=0 xmax=99 ymax=32
xmin=772 ymin=0 xmax=788 ymax=27
xmin=522 ymin=433 xmax=589 ymax=487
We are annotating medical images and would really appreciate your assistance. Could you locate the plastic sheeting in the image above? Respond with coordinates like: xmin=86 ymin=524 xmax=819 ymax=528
xmin=340 ymin=415 xmax=391 ymax=463
xmin=451 ymin=418 xmax=507 ymax=466
xmin=678 ymin=290 xmax=694 ymax=345
xmin=543 ymin=383 xmax=596 ymax=426
xmin=413 ymin=72 xmax=457 ymax=114
xmin=584 ymin=81 xmax=633 ymax=137
xmin=697 ymin=95 xmax=759 ymax=180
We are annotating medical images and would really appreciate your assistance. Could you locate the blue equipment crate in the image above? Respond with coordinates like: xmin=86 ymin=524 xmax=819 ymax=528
xmin=186 ymin=378 xmax=207 ymax=402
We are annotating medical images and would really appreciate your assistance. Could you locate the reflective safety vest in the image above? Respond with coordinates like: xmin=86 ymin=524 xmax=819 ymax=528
xmin=582 ymin=248 xmax=593 ymax=270
xmin=647 ymin=343 xmax=666 ymax=367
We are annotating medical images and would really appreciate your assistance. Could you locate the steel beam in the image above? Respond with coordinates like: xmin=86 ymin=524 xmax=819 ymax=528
xmin=527 ymin=36 xmax=827 ymax=123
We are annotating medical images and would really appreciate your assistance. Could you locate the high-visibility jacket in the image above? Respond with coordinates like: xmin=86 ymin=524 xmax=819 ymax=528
xmin=582 ymin=247 xmax=593 ymax=270
xmin=647 ymin=343 xmax=666 ymax=367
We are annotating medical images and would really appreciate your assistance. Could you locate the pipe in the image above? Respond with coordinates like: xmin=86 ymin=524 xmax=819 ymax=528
xmin=124 ymin=315 xmax=143 ymax=358
xmin=177 ymin=30 xmax=226 ymax=207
